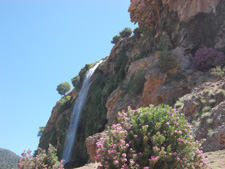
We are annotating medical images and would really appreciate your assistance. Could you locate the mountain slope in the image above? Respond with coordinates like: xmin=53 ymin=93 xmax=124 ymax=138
xmin=0 ymin=148 xmax=20 ymax=169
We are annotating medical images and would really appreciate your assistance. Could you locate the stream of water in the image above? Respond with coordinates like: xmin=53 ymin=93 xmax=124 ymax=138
xmin=62 ymin=61 xmax=102 ymax=163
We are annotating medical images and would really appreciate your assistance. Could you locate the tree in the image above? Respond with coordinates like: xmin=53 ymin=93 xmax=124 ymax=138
xmin=119 ymin=27 xmax=132 ymax=38
xmin=111 ymin=35 xmax=122 ymax=44
xmin=37 ymin=126 xmax=45 ymax=137
xmin=56 ymin=82 xmax=71 ymax=97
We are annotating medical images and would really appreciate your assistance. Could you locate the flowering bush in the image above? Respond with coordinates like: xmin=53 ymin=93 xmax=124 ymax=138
xmin=18 ymin=144 xmax=64 ymax=169
xmin=96 ymin=105 xmax=209 ymax=169
xmin=192 ymin=47 xmax=225 ymax=72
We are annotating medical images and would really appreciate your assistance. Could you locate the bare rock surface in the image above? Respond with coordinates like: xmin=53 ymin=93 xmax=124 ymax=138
xmin=177 ymin=78 xmax=225 ymax=151
xmin=129 ymin=0 xmax=219 ymax=28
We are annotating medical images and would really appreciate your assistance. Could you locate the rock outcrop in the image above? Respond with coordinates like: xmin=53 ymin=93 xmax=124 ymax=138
xmin=176 ymin=78 xmax=225 ymax=152
xmin=85 ymin=132 xmax=108 ymax=162
xmin=129 ymin=0 xmax=219 ymax=27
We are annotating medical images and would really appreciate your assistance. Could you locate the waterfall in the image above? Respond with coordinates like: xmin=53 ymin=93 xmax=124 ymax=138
xmin=62 ymin=61 xmax=102 ymax=163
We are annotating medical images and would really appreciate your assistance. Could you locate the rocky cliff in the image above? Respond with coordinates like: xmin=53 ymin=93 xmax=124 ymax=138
xmin=39 ymin=0 xmax=225 ymax=167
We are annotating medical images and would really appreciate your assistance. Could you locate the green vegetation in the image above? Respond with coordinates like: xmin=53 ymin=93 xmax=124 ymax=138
xmin=56 ymin=82 xmax=71 ymax=97
xmin=71 ymin=75 xmax=80 ymax=89
xmin=128 ymin=68 xmax=146 ymax=95
xmin=57 ymin=95 xmax=71 ymax=114
xmin=119 ymin=27 xmax=132 ymax=38
xmin=208 ymin=128 xmax=217 ymax=137
xmin=202 ymin=106 xmax=211 ymax=112
xmin=111 ymin=35 xmax=122 ymax=44
xmin=156 ymin=33 xmax=172 ymax=51
xmin=158 ymin=50 xmax=177 ymax=72
xmin=200 ymin=98 xmax=207 ymax=104
xmin=18 ymin=145 xmax=64 ymax=169
xmin=174 ymin=101 xmax=184 ymax=109
xmin=37 ymin=126 xmax=45 ymax=137
xmin=211 ymin=66 xmax=225 ymax=78
xmin=133 ymin=27 xmax=142 ymax=38
xmin=0 ymin=148 xmax=20 ymax=169
xmin=71 ymin=63 xmax=95 ymax=91
xmin=139 ymin=24 xmax=156 ymax=39
xmin=96 ymin=105 xmax=209 ymax=169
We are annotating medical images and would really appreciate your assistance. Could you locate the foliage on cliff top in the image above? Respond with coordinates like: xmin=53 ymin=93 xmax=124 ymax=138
xmin=71 ymin=63 xmax=95 ymax=91
xmin=96 ymin=105 xmax=209 ymax=169
xmin=119 ymin=27 xmax=132 ymax=38
xmin=56 ymin=82 xmax=71 ymax=97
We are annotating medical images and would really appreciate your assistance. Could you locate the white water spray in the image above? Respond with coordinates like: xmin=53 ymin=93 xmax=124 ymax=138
xmin=62 ymin=61 xmax=102 ymax=163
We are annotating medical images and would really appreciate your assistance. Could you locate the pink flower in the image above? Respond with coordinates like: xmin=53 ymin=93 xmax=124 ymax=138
xmin=113 ymin=160 xmax=119 ymax=165
xmin=134 ymin=135 xmax=138 ymax=138
xmin=130 ymin=159 xmax=134 ymax=164
xmin=175 ymin=130 xmax=177 ymax=133
xmin=178 ymin=131 xmax=182 ymax=134
xmin=166 ymin=122 xmax=170 ymax=125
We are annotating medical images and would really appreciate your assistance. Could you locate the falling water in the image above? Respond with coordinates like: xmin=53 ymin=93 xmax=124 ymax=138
xmin=62 ymin=61 xmax=102 ymax=163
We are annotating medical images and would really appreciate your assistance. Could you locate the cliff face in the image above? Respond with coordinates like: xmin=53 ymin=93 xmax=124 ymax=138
xmin=129 ymin=0 xmax=219 ymax=26
xmin=39 ymin=0 xmax=225 ymax=167
xmin=129 ymin=0 xmax=225 ymax=52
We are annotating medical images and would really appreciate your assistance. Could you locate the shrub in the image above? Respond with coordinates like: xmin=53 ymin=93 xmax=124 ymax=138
xmin=18 ymin=144 xmax=64 ymax=169
xmin=156 ymin=33 xmax=172 ymax=51
xmin=56 ymin=82 xmax=71 ymax=97
xmin=111 ymin=35 xmax=122 ymax=44
xmin=37 ymin=126 xmax=45 ymax=137
xmin=57 ymin=95 xmax=71 ymax=114
xmin=158 ymin=50 xmax=177 ymax=72
xmin=128 ymin=68 xmax=146 ymax=94
xmin=71 ymin=75 xmax=80 ymax=88
xmin=71 ymin=63 xmax=95 ymax=90
xmin=96 ymin=105 xmax=209 ymax=169
xmin=211 ymin=65 xmax=225 ymax=78
xmin=192 ymin=47 xmax=225 ymax=72
xmin=133 ymin=27 xmax=142 ymax=38
xmin=120 ymin=27 xmax=132 ymax=38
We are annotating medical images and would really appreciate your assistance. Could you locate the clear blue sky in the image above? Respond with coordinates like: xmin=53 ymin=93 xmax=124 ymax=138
xmin=0 ymin=0 xmax=136 ymax=156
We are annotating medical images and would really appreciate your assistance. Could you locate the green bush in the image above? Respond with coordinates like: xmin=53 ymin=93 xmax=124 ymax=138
xmin=71 ymin=75 xmax=80 ymax=88
xmin=157 ymin=33 xmax=172 ymax=51
xmin=96 ymin=105 xmax=209 ymax=169
xmin=71 ymin=63 xmax=95 ymax=90
xmin=111 ymin=35 xmax=122 ymax=44
xmin=37 ymin=126 xmax=45 ymax=137
xmin=57 ymin=95 xmax=71 ymax=114
xmin=158 ymin=50 xmax=177 ymax=72
xmin=56 ymin=82 xmax=71 ymax=97
xmin=133 ymin=27 xmax=142 ymax=38
xmin=139 ymin=24 xmax=156 ymax=39
xmin=120 ymin=27 xmax=132 ymax=38
xmin=128 ymin=68 xmax=146 ymax=94
xmin=211 ymin=65 xmax=225 ymax=78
